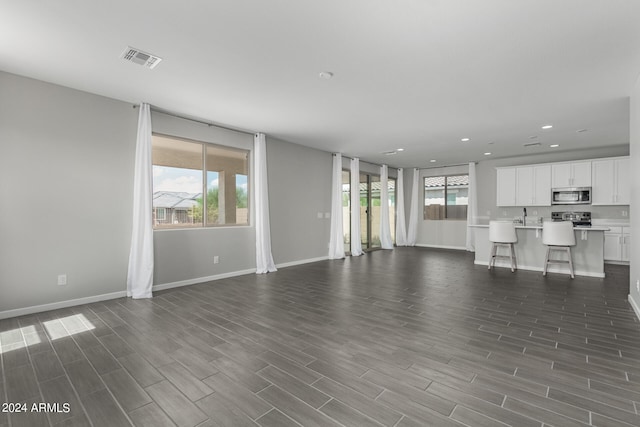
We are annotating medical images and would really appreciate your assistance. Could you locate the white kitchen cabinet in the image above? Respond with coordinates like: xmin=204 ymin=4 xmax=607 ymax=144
xmin=551 ymin=161 xmax=591 ymax=188
xmin=592 ymin=157 xmax=630 ymax=205
xmin=622 ymin=227 xmax=630 ymax=262
xmin=604 ymin=226 xmax=630 ymax=262
xmin=496 ymin=167 xmax=516 ymax=206
xmin=515 ymin=165 xmax=551 ymax=206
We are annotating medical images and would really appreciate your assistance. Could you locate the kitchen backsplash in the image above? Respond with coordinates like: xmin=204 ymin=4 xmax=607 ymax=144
xmin=487 ymin=205 xmax=630 ymax=222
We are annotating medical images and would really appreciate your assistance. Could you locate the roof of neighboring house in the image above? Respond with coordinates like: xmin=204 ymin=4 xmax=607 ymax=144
xmin=153 ymin=191 xmax=201 ymax=210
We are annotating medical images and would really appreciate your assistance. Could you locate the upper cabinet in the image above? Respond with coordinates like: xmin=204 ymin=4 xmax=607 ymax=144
xmin=592 ymin=157 xmax=630 ymax=205
xmin=551 ymin=161 xmax=591 ymax=188
xmin=496 ymin=167 xmax=516 ymax=207
xmin=515 ymin=165 xmax=551 ymax=206
xmin=496 ymin=157 xmax=626 ymax=208
xmin=497 ymin=165 xmax=551 ymax=207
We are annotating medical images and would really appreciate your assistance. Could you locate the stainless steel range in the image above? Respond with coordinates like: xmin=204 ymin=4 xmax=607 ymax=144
xmin=551 ymin=211 xmax=592 ymax=227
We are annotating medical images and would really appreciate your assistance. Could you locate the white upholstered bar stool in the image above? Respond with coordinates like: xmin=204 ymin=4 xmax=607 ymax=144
xmin=542 ymin=221 xmax=576 ymax=279
xmin=488 ymin=221 xmax=518 ymax=272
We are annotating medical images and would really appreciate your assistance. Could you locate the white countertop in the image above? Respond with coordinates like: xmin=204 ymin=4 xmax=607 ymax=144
xmin=469 ymin=224 xmax=610 ymax=231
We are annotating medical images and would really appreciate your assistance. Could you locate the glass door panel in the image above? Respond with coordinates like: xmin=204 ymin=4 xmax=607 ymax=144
xmin=370 ymin=175 xmax=381 ymax=248
xmin=342 ymin=170 xmax=351 ymax=254
xmin=360 ymin=173 xmax=369 ymax=249
xmin=388 ymin=178 xmax=396 ymax=243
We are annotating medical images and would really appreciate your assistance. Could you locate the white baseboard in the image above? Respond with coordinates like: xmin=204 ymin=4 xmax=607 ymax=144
xmin=276 ymin=256 xmax=329 ymax=269
xmin=153 ymin=268 xmax=257 ymax=292
xmin=0 ymin=291 xmax=128 ymax=320
xmin=629 ymin=294 xmax=640 ymax=322
xmin=415 ymin=244 xmax=467 ymax=251
xmin=474 ymin=260 xmax=605 ymax=278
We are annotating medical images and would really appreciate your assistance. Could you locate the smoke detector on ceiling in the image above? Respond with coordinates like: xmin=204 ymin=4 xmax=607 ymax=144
xmin=121 ymin=47 xmax=162 ymax=69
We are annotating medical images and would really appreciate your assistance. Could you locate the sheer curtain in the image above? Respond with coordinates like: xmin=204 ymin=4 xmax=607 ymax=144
xmin=328 ymin=153 xmax=345 ymax=259
xmin=126 ymin=103 xmax=154 ymax=299
xmin=406 ymin=168 xmax=420 ymax=246
xmin=395 ymin=168 xmax=408 ymax=246
xmin=466 ymin=162 xmax=478 ymax=251
xmin=254 ymin=133 xmax=277 ymax=273
xmin=350 ymin=158 xmax=364 ymax=256
xmin=379 ymin=164 xmax=393 ymax=249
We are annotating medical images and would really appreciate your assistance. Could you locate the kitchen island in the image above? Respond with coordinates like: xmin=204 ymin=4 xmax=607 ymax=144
xmin=470 ymin=224 xmax=609 ymax=278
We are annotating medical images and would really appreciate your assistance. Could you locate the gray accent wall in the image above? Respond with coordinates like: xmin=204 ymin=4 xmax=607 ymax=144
xmin=0 ymin=71 xmax=137 ymax=312
xmin=266 ymin=137 xmax=332 ymax=264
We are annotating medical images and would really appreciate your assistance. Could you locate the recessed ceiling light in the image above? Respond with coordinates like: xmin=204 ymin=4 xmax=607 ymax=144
xmin=461 ymin=138 xmax=470 ymax=142
xmin=541 ymin=125 xmax=553 ymax=129
xmin=550 ymin=144 xmax=560 ymax=148
xmin=318 ymin=71 xmax=334 ymax=80
xmin=484 ymin=152 xmax=492 ymax=156
xmin=576 ymin=129 xmax=588 ymax=133
xmin=382 ymin=150 xmax=397 ymax=155
xmin=397 ymin=148 xmax=405 ymax=152
xmin=430 ymin=159 xmax=436 ymax=163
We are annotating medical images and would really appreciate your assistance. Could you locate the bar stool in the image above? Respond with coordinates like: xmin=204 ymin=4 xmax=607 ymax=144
xmin=542 ymin=221 xmax=576 ymax=279
xmin=488 ymin=221 xmax=518 ymax=272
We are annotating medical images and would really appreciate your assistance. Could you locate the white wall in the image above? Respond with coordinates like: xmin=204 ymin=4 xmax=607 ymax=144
xmin=629 ymin=76 xmax=640 ymax=317
xmin=0 ymin=71 xmax=138 ymax=315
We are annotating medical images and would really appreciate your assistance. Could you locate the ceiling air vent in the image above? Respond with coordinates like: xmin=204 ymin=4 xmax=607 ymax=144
xmin=523 ymin=142 xmax=541 ymax=148
xmin=121 ymin=47 xmax=162 ymax=69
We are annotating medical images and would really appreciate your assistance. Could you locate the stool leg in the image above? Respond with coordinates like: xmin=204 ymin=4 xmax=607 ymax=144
xmin=566 ymin=247 xmax=574 ymax=279
xmin=508 ymin=243 xmax=514 ymax=272
xmin=488 ymin=243 xmax=495 ymax=270
xmin=510 ymin=243 xmax=517 ymax=272
xmin=543 ymin=246 xmax=550 ymax=276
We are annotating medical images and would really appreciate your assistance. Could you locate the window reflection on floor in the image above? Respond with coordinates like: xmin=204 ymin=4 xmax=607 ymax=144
xmin=0 ymin=314 xmax=95 ymax=354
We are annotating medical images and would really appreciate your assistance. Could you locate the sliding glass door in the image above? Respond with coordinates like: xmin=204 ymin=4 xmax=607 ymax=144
xmin=343 ymin=170 xmax=396 ymax=254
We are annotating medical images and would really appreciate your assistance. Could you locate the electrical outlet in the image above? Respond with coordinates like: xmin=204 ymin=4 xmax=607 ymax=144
xmin=317 ymin=212 xmax=323 ymax=219
xmin=622 ymin=210 xmax=628 ymax=217
xmin=57 ymin=274 xmax=67 ymax=286
xmin=533 ymin=210 xmax=538 ymax=215
xmin=213 ymin=256 xmax=219 ymax=264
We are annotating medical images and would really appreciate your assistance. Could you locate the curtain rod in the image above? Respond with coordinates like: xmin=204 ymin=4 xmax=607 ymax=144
xmin=133 ymin=104 xmax=255 ymax=136
xmin=333 ymin=153 xmax=390 ymax=169
xmin=419 ymin=162 xmax=476 ymax=171
xmin=334 ymin=154 xmax=476 ymax=170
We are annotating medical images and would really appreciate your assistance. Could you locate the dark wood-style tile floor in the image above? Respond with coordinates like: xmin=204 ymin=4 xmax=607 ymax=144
xmin=2 ymin=248 xmax=640 ymax=426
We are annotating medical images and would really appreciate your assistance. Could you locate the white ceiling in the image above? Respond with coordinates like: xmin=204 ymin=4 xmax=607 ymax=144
xmin=2 ymin=0 xmax=640 ymax=168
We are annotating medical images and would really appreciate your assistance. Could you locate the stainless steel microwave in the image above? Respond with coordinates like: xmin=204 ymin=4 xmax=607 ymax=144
xmin=551 ymin=187 xmax=591 ymax=205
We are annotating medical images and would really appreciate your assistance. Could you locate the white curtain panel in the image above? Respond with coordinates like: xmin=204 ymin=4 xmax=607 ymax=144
xmin=466 ymin=162 xmax=478 ymax=251
xmin=406 ymin=168 xmax=420 ymax=246
xmin=254 ymin=133 xmax=277 ymax=273
xmin=328 ymin=153 xmax=345 ymax=259
xmin=350 ymin=158 xmax=364 ymax=256
xmin=126 ymin=103 xmax=154 ymax=299
xmin=395 ymin=168 xmax=408 ymax=246
xmin=379 ymin=164 xmax=394 ymax=249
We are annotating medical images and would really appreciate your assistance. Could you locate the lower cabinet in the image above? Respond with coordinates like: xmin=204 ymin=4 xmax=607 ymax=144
xmin=604 ymin=227 xmax=630 ymax=262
